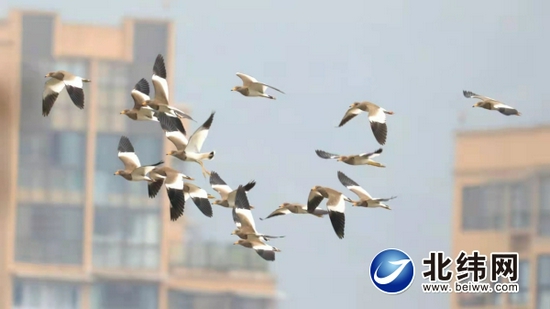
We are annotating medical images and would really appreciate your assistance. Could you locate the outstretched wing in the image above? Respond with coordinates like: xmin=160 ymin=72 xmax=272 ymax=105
xmin=337 ymin=171 xmax=372 ymax=200
xmin=188 ymin=111 xmax=215 ymax=153
xmin=315 ymin=149 xmax=340 ymax=160
xmin=117 ymin=136 xmax=141 ymax=170
xmin=236 ymin=72 xmax=257 ymax=87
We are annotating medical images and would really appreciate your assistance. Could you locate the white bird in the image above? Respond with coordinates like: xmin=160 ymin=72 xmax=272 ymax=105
xmin=260 ymin=202 xmax=328 ymax=220
xmin=231 ymin=72 xmax=285 ymax=100
xmin=315 ymin=148 xmax=385 ymax=168
xmin=307 ymin=186 xmax=352 ymax=239
xmin=463 ymin=90 xmax=521 ymax=116
xmin=42 ymin=70 xmax=91 ymax=116
xmin=337 ymin=171 xmax=396 ymax=210
xmin=113 ymin=136 xmax=164 ymax=182
xmin=120 ymin=78 xmax=159 ymax=122
xmin=337 ymin=102 xmax=394 ymax=145
xmin=141 ymin=54 xmax=194 ymax=121
xmin=209 ymin=170 xmax=256 ymax=208
xmin=161 ymin=112 xmax=216 ymax=177
xmin=232 ymin=185 xmax=282 ymax=261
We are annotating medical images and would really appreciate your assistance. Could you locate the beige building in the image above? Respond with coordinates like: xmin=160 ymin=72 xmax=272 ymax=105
xmin=452 ymin=126 xmax=550 ymax=309
xmin=0 ymin=9 xmax=277 ymax=309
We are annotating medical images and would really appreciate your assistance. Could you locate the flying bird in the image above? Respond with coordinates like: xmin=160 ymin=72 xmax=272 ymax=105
xmin=160 ymin=112 xmax=216 ymax=177
xmin=141 ymin=54 xmax=194 ymax=121
xmin=337 ymin=171 xmax=396 ymax=210
xmin=146 ymin=166 xmax=215 ymax=220
xmin=113 ymin=136 xmax=164 ymax=182
xmin=314 ymin=148 xmax=385 ymax=168
xmin=307 ymin=186 xmax=352 ymax=239
xmin=232 ymin=185 xmax=282 ymax=261
xmin=463 ymin=90 xmax=521 ymax=116
xmin=231 ymin=72 xmax=285 ymax=100
xmin=337 ymin=102 xmax=394 ymax=145
xmin=259 ymin=203 xmax=328 ymax=220
xmin=120 ymin=78 xmax=159 ymax=122
xmin=42 ymin=70 xmax=91 ymax=116
xmin=209 ymin=171 xmax=256 ymax=208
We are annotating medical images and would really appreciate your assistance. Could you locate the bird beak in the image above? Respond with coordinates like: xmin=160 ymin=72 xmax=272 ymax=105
xmin=114 ymin=171 xmax=119 ymax=175
xmin=120 ymin=110 xmax=126 ymax=114
xmin=233 ymin=241 xmax=239 ymax=245
xmin=44 ymin=75 xmax=48 ymax=78
xmin=166 ymin=152 xmax=171 ymax=156
xmin=231 ymin=87 xmax=236 ymax=91
xmin=141 ymin=102 xmax=148 ymax=106
xmin=207 ymin=194 xmax=215 ymax=199
xmin=387 ymin=111 xmax=394 ymax=115
xmin=336 ymin=157 xmax=342 ymax=161
xmin=472 ymin=105 xmax=475 ymax=108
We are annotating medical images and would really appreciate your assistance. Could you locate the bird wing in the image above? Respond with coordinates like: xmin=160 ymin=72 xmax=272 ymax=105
xmin=315 ymin=150 xmax=340 ymax=160
xmin=463 ymin=90 xmax=498 ymax=102
xmin=358 ymin=148 xmax=383 ymax=159
xmin=307 ymin=188 xmax=325 ymax=213
xmin=152 ymin=54 xmax=169 ymax=105
xmin=234 ymin=185 xmax=258 ymax=234
xmin=117 ymin=136 xmax=141 ymax=170
xmin=42 ymin=78 xmax=66 ymax=116
xmin=209 ymin=171 xmax=232 ymax=199
xmin=61 ymin=72 xmax=84 ymax=88
xmin=187 ymin=111 xmax=215 ymax=153
xmin=366 ymin=104 xmax=388 ymax=145
xmin=324 ymin=188 xmax=347 ymax=213
xmin=185 ymin=182 xmax=213 ymax=217
xmin=250 ymin=82 xmax=285 ymax=94
xmin=337 ymin=171 xmax=372 ymax=200
xmin=260 ymin=208 xmax=291 ymax=220
xmin=236 ymin=72 xmax=258 ymax=87
xmin=338 ymin=107 xmax=362 ymax=127
xmin=131 ymin=78 xmax=151 ymax=109
xmin=158 ymin=112 xmax=188 ymax=150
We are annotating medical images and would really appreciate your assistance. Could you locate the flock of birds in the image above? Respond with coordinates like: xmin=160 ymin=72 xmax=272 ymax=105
xmin=41 ymin=53 xmax=522 ymax=261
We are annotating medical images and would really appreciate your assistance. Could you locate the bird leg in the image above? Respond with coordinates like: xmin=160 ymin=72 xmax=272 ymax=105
xmin=198 ymin=160 xmax=211 ymax=178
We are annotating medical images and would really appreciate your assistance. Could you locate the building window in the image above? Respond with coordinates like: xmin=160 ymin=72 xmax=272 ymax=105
xmin=15 ymin=204 xmax=83 ymax=264
xmin=538 ymin=255 xmax=550 ymax=309
xmin=12 ymin=278 xmax=80 ymax=309
xmin=462 ymin=184 xmax=504 ymax=230
xmin=96 ymin=61 xmax=129 ymax=132
xmin=509 ymin=260 xmax=529 ymax=304
xmin=231 ymin=296 xmax=273 ymax=309
xmin=168 ymin=291 xmax=231 ymax=309
xmin=182 ymin=241 xmax=270 ymax=272
xmin=539 ymin=176 xmax=550 ymax=236
xmin=18 ymin=131 xmax=85 ymax=204
xmin=93 ymin=208 xmax=160 ymax=269
xmin=49 ymin=58 xmax=90 ymax=131
xmin=91 ymin=282 xmax=157 ymax=309
xmin=510 ymin=181 xmax=530 ymax=229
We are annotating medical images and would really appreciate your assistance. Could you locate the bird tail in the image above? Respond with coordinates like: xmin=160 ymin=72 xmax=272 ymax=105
xmin=207 ymin=151 xmax=215 ymax=160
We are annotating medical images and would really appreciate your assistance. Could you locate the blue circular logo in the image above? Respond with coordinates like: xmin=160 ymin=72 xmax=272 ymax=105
xmin=369 ymin=248 xmax=415 ymax=294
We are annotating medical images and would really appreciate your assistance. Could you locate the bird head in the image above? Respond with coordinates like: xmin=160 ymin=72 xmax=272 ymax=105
xmin=349 ymin=102 xmax=359 ymax=108
xmin=166 ymin=150 xmax=177 ymax=156
xmin=44 ymin=72 xmax=55 ymax=78
xmin=113 ymin=170 xmax=121 ymax=176
xmin=233 ymin=240 xmax=242 ymax=245
xmin=472 ymin=102 xmax=481 ymax=108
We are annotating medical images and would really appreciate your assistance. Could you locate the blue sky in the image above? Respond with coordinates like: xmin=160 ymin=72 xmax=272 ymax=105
xmin=3 ymin=0 xmax=549 ymax=308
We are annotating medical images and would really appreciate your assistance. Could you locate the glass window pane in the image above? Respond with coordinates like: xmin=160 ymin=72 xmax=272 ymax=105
xmin=15 ymin=205 xmax=83 ymax=264
xmin=538 ymin=255 xmax=550 ymax=286
xmin=539 ymin=290 xmax=550 ymax=309
xmin=510 ymin=182 xmax=530 ymax=228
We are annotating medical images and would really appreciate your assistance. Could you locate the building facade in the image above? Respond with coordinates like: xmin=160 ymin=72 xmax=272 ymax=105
xmin=0 ymin=10 xmax=277 ymax=309
xmin=452 ymin=126 xmax=550 ymax=309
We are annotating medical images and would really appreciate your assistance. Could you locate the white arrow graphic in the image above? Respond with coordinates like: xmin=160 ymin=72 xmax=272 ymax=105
xmin=373 ymin=259 xmax=411 ymax=285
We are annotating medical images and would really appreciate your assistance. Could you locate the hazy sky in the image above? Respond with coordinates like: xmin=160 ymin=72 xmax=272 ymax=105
xmin=3 ymin=1 xmax=549 ymax=308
